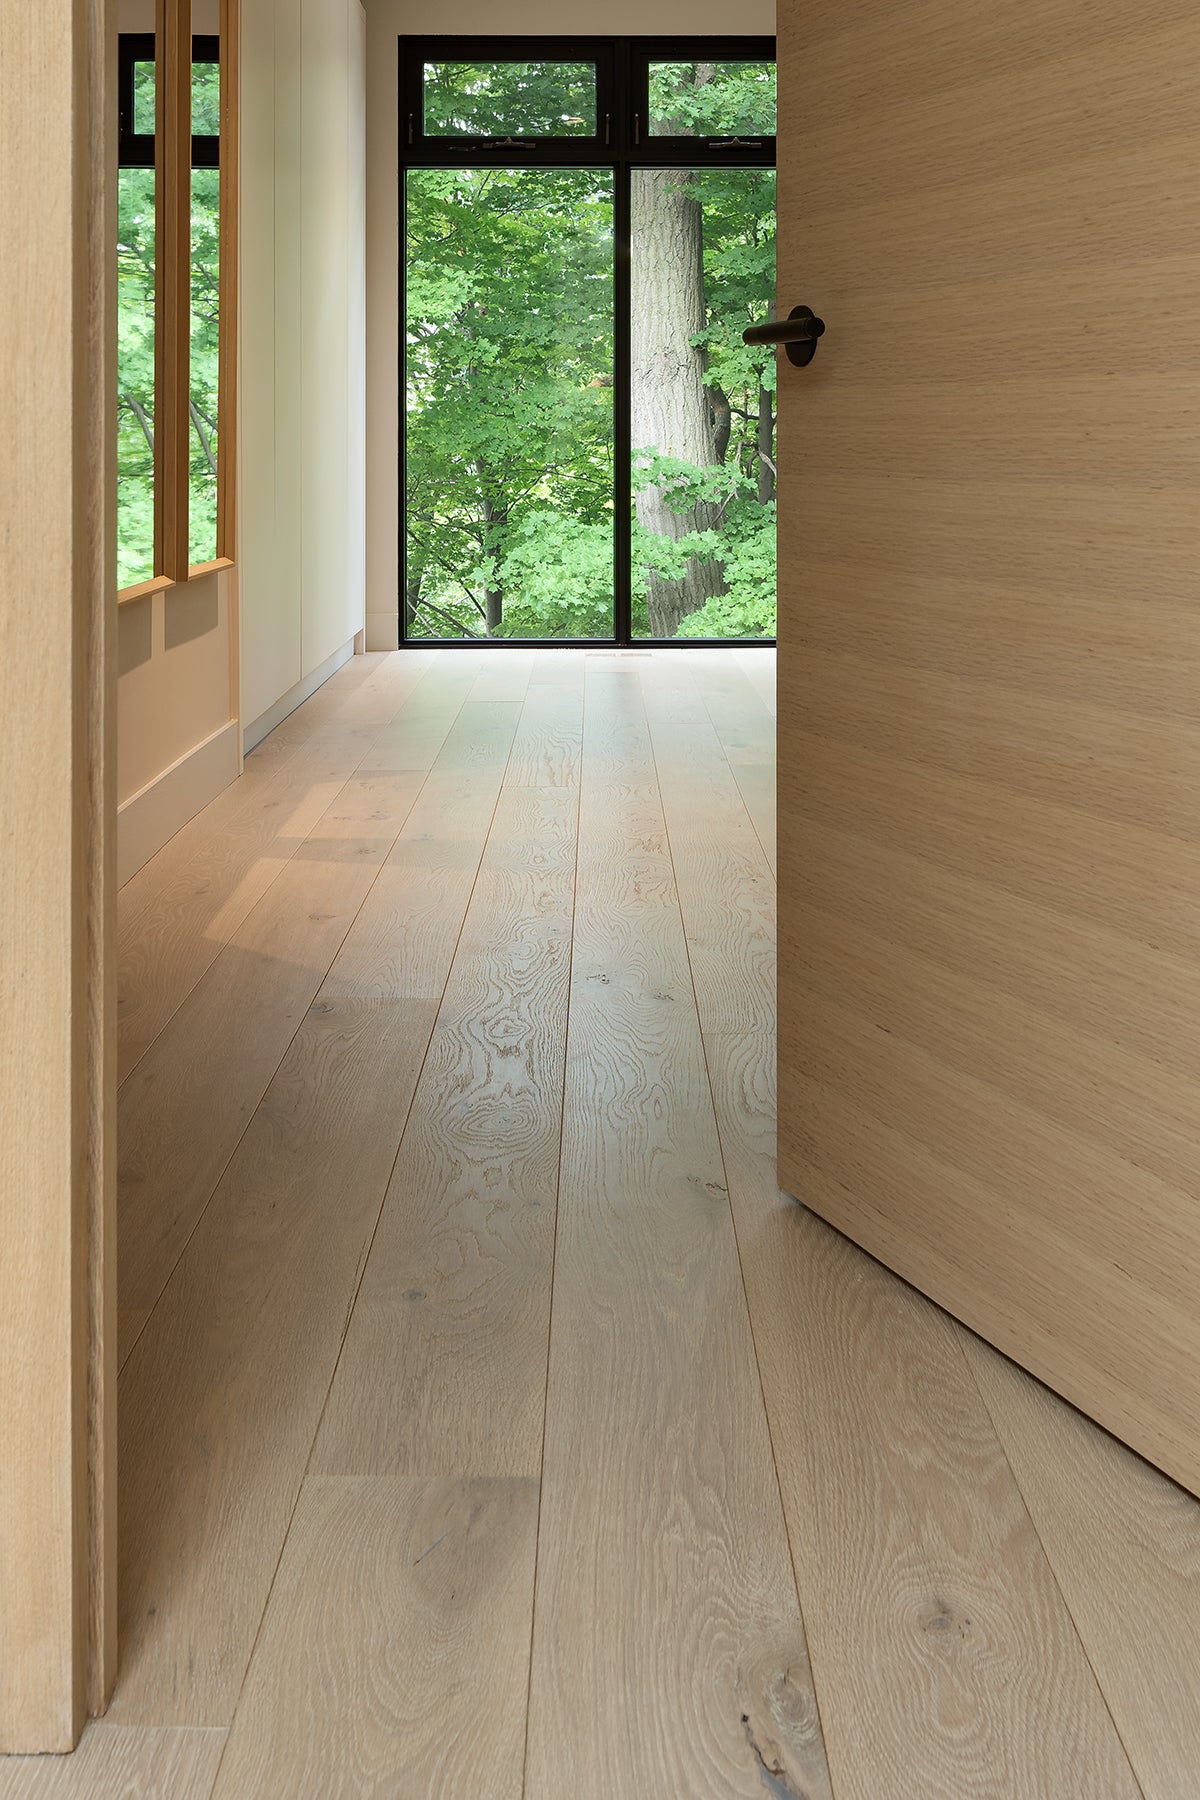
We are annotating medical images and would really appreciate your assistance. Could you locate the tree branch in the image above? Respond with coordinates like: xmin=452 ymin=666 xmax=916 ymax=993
xmin=123 ymin=393 xmax=155 ymax=458
xmin=410 ymin=595 xmax=483 ymax=639
xmin=189 ymin=400 xmax=217 ymax=477
xmin=407 ymin=535 xmax=488 ymax=616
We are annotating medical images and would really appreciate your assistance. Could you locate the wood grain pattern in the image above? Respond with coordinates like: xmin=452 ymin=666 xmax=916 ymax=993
xmin=644 ymin=672 xmax=1140 ymax=1798
xmin=100 ymin=648 xmax=1200 ymax=1793
xmin=766 ymin=1213 xmax=1141 ymax=1800
xmin=524 ymin=671 xmax=831 ymax=1800
xmin=355 ymin=665 xmax=481 ymax=773
xmin=210 ymin=1479 xmax=538 ymax=1798
xmin=86 ymin=0 xmax=118 ymax=1717
xmin=111 ymin=705 xmax=520 ymax=1726
xmin=682 ymin=657 xmax=777 ymax=867
xmin=504 ymin=652 xmax=584 ymax=787
xmin=776 ymin=0 xmax=1200 ymax=1491
xmin=117 ymin=771 xmax=424 ymax=1343
xmin=117 ymin=655 xmax=435 ymax=1080
xmin=728 ymin=760 xmax=775 ymax=873
xmin=0 ymin=0 xmax=113 ymax=1748
xmin=689 ymin=653 xmax=774 ymax=761
xmin=964 ymin=1331 xmax=1200 ymax=1800
xmin=111 ymin=990 xmax=438 ymax=1726
xmin=117 ymin=752 xmax=352 ymax=1080
xmin=467 ymin=652 xmax=535 ymax=704
xmin=312 ymin=785 xmax=576 ymax=1480
xmin=0 ymin=1728 xmax=224 ymax=1800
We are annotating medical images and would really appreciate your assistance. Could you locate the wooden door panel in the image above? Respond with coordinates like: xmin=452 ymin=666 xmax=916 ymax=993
xmin=776 ymin=0 xmax=1200 ymax=1490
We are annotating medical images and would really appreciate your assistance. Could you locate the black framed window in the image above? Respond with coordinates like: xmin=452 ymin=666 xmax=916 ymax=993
xmin=403 ymin=39 xmax=618 ymax=156
xmin=399 ymin=37 xmax=776 ymax=647
xmin=119 ymin=33 xmax=220 ymax=169
xmin=117 ymin=32 xmax=223 ymax=579
xmin=632 ymin=44 xmax=776 ymax=151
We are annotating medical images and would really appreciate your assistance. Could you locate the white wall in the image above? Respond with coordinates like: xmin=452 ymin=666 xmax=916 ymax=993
xmin=239 ymin=0 xmax=367 ymax=736
xmin=117 ymin=0 xmax=367 ymax=876
xmin=362 ymin=0 xmax=776 ymax=650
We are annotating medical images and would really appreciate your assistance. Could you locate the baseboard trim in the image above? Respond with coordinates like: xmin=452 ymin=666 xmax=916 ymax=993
xmin=117 ymin=718 xmax=240 ymax=886
xmin=242 ymin=638 xmax=356 ymax=753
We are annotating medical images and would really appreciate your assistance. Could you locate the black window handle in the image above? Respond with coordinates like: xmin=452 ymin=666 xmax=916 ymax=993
xmin=743 ymin=304 xmax=825 ymax=367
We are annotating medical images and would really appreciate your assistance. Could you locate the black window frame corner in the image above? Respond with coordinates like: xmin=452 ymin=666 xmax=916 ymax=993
xmin=629 ymin=36 xmax=776 ymax=164
xmin=117 ymin=30 xmax=222 ymax=171
xmin=117 ymin=31 xmax=156 ymax=168
xmin=400 ymin=35 xmax=618 ymax=162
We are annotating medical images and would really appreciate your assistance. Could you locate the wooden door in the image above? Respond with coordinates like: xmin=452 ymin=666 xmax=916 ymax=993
xmin=775 ymin=0 xmax=1200 ymax=1491
xmin=0 ymin=0 xmax=116 ymax=1751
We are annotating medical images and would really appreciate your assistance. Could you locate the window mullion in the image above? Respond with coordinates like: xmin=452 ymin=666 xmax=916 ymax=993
xmin=216 ymin=0 xmax=239 ymax=561
xmin=157 ymin=0 xmax=192 ymax=583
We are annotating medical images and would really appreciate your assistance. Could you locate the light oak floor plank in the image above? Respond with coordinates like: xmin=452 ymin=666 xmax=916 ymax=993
xmin=117 ymin=653 xmax=437 ymax=1080
xmin=312 ymin=784 xmax=577 ymax=1481
xmin=688 ymin=649 xmax=776 ymax=755
xmin=524 ymin=667 xmax=831 ymax=1800
xmin=112 ymin=986 xmax=440 ymax=1727
xmin=0 ymin=1727 xmax=225 ymax=1800
xmin=963 ymin=1328 xmax=1200 ymax=1800
xmin=763 ymin=1211 xmax=1141 ymax=1800
xmin=110 ymin=703 xmax=521 ymax=1728
xmin=730 ymin=644 xmax=777 ymax=716
xmin=319 ymin=649 xmax=440 ymax=730
xmin=97 ymin=646 xmax=1200 ymax=1799
xmin=504 ymin=652 xmax=585 ymax=787
xmin=728 ymin=757 xmax=776 ymax=874
xmin=117 ymin=771 xmax=426 ymax=1352
xmin=118 ymin=745 xmax=366 ymax=1082
xmin=210 ymin=1478 xmax=538 ymax=1799
xmin=643 ymin=671 xmax=1143 ymax=1800
xmin=467 ymin=652 xmax=536 ymax=704
xmin=647 ymin=653 xmax=776 ymax=869
xmin=354 ymin=661 xmax=482 ymax=773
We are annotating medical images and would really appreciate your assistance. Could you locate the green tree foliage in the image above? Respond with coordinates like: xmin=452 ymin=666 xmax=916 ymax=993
xmin=635 ymin=161 xmax=777 ymax=640
xmin=189 ymin=59 xmax=221 ymax=566
xmin=405 ymin=57 xmax=777 ymax=641
xmin=115 ymin=55 xmax=221 ymax=586
xmin=423 ymin=60 xmax=596 ymax=137
xmin=633 ymin=60 xmax=776 ymax=638
xmin=117 ymin=161 xmax=157 ymax=588
xmin=189 ymin=163 xmax=221 ymax=567
xmin=405 ymin=165 xmax=615 ymax=639
xmin=647 ymin=59 xmax=775 ymax=137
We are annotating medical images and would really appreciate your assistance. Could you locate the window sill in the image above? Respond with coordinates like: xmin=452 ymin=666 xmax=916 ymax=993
xmin=117 ymin=574 xmax=174 ymax=607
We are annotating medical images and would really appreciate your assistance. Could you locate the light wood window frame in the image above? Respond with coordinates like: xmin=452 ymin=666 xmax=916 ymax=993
xmin=116 ymin=0 xmax=238 ymax=604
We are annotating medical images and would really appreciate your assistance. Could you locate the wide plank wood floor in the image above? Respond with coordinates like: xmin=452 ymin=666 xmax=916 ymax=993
xmin=6 ymin=646 xmax=1200 ymax=1796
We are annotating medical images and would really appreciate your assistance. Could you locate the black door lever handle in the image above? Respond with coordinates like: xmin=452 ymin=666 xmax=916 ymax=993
xmin=743 ymin=305 xmax=825 ymax=367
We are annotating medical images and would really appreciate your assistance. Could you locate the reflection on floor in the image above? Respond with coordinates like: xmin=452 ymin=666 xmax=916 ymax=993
xmin=4 ymin=647 xmax=1200 ymax=1797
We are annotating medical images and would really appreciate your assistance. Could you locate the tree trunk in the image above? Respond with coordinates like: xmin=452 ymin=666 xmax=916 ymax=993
xmin=123 ymin=392 xmax=154 ymax=458
xmin=404 ymin=544 xmax=426 ymax=635
xmin=631 ymin=166 xmax=727 ymax=639
xmin=710 ymin=385 xmax=732 ymax=466
xmin=481 ymin=490 xmax=508 ymax=636
xmin=757 ymin=385 xmax=776 ymax=504
xmin=757 ymin=299 xmax=776 ymax=505
xmin=189 ymin=400 xmax=217 ymax=479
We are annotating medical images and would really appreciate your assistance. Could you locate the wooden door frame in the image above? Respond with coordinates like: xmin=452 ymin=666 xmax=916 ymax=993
xmin=0 ymin=0 xmax=117 ymax=1752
